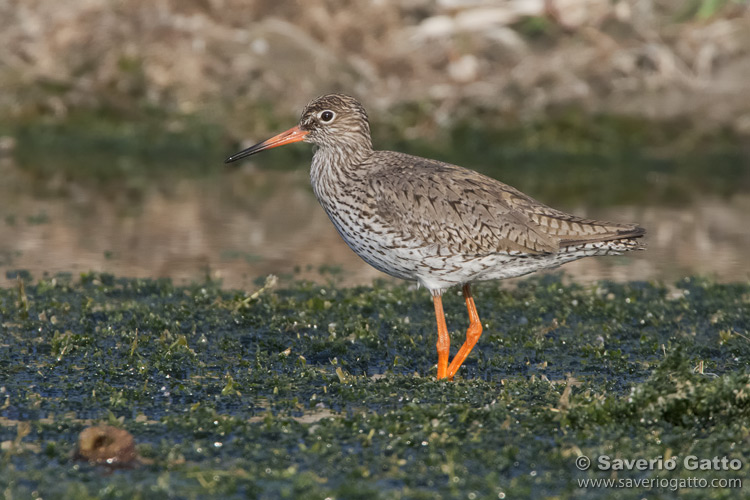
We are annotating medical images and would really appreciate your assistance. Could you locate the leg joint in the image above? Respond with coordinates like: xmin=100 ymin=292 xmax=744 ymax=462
xmin=467 ymin=320 xmax=482 ymax=339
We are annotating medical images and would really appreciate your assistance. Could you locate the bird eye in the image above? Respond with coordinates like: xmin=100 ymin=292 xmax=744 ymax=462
xmin=319 ymin=110 xmax=335 ymax=123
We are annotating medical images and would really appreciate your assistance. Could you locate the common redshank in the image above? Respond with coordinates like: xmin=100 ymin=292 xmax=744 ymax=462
xmin=225 ymin=94 xmax=645 ymax=380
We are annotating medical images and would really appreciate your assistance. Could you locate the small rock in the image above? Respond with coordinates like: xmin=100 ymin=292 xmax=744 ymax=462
xmin=548 ymin=0 xmax=612 ymax=29
xmin=414 ymin=15 xmax=455 ymax=40
xmin=448 ymin=54 xmax=479 ymax=83
xmin=455 ymin=7 xmax=526 ymax=31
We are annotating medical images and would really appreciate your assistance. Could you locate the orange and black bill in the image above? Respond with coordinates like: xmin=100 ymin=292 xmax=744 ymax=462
xmin=224 ymin=125 xmax=308 ymax=164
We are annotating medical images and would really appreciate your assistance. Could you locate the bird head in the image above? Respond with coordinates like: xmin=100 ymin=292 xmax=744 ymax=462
xmin=225 ymin=93 xmax=372 ymax=164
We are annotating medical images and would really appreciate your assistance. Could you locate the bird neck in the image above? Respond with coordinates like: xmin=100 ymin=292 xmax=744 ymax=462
xmin=309 ymin=142 xmax=373 ymax=206
xmin=311 ymin=142 xmax=372 ymax=180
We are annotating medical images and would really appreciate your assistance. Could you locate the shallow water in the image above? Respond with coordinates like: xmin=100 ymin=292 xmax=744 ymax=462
xmin=1 ymin=152 xmax=748 ymax=289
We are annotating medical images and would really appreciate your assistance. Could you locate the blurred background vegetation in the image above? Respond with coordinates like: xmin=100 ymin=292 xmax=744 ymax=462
xmin=3 ymin=0 xmax=750 ymax=140
xmin=0 ymin=0 xmax=749 ymax=286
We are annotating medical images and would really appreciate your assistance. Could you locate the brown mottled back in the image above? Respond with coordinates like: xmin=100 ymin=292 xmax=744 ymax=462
xmin=368 ymin=151 xmax=643 ymax=257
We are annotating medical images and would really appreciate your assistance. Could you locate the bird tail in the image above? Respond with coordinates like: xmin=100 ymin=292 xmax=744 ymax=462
xmin=559 ymin=225 xmax=646 ymax=249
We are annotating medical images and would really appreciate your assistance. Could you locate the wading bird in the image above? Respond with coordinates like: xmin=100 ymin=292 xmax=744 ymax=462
xmin=226 ymin=94 xmax=645 ymax=380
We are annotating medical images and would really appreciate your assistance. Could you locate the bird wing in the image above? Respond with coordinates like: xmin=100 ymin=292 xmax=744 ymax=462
xmin=369 ymin=152 xmax=644 ymax=256
xmin=369 ymin=153 xmax=559 ymax=255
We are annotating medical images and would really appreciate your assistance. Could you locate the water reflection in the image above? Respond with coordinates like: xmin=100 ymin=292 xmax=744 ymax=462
xmin=1 ymin=157 xmax=748 ymax=289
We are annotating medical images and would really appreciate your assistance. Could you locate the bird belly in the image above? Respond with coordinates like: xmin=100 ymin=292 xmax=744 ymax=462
xmin=320 ymin=204 xmax=418 ymax=282
xmin=410 ymin=239 xmax=640 ymax=293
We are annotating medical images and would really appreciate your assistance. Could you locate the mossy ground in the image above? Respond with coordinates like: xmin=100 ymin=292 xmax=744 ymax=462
xmin=1 ymin=273 xmax=748 ymax=499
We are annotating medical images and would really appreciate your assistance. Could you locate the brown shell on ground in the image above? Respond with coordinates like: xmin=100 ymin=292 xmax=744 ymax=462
xmin=74 ymin=425 xmax=139 ymax=467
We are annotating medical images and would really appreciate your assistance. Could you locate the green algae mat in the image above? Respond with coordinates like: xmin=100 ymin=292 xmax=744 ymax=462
xmin=1 ymin=273 xmax=749 ymax=499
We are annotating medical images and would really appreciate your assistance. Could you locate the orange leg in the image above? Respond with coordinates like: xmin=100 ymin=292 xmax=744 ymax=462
xmin=446 ymin=284 xmax=483 ymax=380
xmin=433 ymin=293 xmax=450 ymax=379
